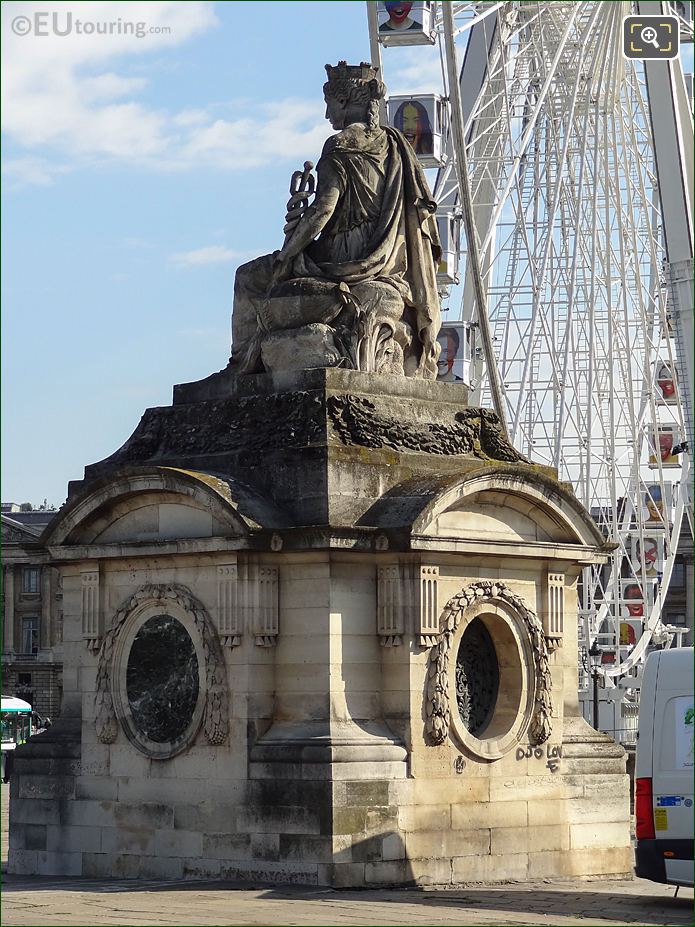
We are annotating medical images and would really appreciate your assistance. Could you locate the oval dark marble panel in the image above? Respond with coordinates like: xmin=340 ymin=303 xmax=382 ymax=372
xmin=126 ymin=614 xmax=199 ymax=744
xmin=456 ymin=617 xmax=499 ymax=737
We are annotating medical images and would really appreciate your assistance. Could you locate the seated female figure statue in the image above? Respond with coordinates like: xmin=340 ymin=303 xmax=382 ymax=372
xmin=230 ymin=61 xmax=442 ymax=380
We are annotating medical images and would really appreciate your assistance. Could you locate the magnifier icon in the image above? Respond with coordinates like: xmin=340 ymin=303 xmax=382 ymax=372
xmin=641 ymin=25 xmax=660 ymax=48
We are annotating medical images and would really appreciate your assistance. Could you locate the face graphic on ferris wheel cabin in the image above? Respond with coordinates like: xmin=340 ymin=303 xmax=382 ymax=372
xmin=385 ymin=2 xmax=413 ymax=23
xmin=656 ymin=363 xmax=676 ymax=399
xmin=437 ymin=328 xmax=460 ymax=379
xmin=636 ymin=538 xmax=658 ymax=576
xmin=644 ymin=487 xmax=663 ymax=522
xmin=393 ymin=100 xmax=434 ymax=155
xmin=383 ymin=2 xmax=417 ymax=30
xmin=658 ymin=431 xmax=674 ymax=461
xmin=624 ymin=584 xmax=644 ymax=618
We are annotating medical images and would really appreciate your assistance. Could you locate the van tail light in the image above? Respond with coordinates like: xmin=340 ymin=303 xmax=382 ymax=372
xmin=636 ymin=777 xmax=655 ymax=840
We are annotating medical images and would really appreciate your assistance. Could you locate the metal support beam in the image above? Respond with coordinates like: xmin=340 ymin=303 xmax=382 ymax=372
xmin=638 ymin=0 xmax=695 ymax=444
xmin=365 ymin=2 xmax=387 ymax=124
xmin=442 ymin=1 xmax=507 ymax=430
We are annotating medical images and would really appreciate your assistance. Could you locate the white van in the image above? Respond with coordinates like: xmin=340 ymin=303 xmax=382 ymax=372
xmin=635 ymin=647 xmax=694 ymax=888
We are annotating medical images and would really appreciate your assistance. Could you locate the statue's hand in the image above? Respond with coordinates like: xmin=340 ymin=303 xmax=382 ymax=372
xmin=269 ymin=250 xmax=293 ymax=288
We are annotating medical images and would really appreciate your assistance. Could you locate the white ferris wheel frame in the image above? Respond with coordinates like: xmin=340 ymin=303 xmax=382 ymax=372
xmin=367 ymin=0 xmax=694 ymax=685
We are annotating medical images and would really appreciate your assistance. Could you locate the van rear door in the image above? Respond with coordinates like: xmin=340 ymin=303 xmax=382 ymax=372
xmin=651 ymin=655 xmax=694 ymax=887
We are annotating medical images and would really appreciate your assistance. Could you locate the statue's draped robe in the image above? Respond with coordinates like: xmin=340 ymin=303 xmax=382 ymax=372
xmin=231 ymin=123 xmax=442 ymax=376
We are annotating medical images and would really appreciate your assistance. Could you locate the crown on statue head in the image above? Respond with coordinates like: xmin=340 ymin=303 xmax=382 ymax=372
xmin=325 ymin=61 xmax=380 ymax=84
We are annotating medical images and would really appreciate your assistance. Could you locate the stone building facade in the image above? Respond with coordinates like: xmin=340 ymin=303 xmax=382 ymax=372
xmin=663 ymin=522 xmax=694 ymax=645
xmin=2 ymin=508 xmax=62 ymax=719
xmin=8 ymin=370 xmax=632 ymax=884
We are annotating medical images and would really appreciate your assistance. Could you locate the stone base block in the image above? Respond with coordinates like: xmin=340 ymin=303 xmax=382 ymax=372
xmin=261 ymin=324 xmax=342 ymax=373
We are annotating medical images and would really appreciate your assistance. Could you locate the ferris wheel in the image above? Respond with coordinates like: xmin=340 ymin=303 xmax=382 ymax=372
xmin=367 ymin=1 xmax=694 ymax=713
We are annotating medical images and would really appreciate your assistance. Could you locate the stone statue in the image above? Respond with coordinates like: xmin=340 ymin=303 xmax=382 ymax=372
xmin=229 ymin=61 xmax=442 ymax=380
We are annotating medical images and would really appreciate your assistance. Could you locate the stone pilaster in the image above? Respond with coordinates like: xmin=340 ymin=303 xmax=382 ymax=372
xmin=80 ymin=565 xmax=100 ymax=653
xmin=40 ymin=567 xmax=52 ymax=650
xmin=4 ymin=565 xmax=14 ymax=653
xmin=543 ymin=570 xmax=565 ymax=652
xmin=377 ymin=565 xmax=403 ymax=646
xmin=251 ymin=566 xmax=279 ymax=648
xmin=217 ymin=562 xmax=241 ymax=647
xmin=417 ymin=565 xmax=439 ymax=647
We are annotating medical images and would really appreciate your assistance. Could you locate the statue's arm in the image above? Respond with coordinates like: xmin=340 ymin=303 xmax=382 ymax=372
xmin=272 ymin=154 xmax=344 ymax=277
xmin=280 ymin=185 xmax=340 ymax=261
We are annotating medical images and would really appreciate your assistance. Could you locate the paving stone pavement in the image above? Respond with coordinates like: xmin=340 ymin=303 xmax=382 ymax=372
xmin=2 ymin=875 xmax=693 ymax=927
xmin=2 ymin=786 xmax=693 ymax=927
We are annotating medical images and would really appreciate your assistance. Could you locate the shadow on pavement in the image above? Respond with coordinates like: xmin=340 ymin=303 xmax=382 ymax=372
xmin=3 ymin=875 xmax=693 ymax=926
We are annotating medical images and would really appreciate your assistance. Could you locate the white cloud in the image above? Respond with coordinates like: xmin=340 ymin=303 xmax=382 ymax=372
xmin=171 ymin=245 xmax=251 ymax=267
xmin=1 ymin=1 xmax=327 ymax=185
xmin=172 ymin=108 xmax=209 ymax=128
xmin=2 ymin=155 xmax=69 ymax=187
xmin=180 ymin=99 xmax=327 ymax=170
xmin=2 ymin=2 xmax=216 ymax=155
xmin=80 ymin=72 xmax=148 ymax=103
xmin=386 ymin=47 xmax=443 ymax=95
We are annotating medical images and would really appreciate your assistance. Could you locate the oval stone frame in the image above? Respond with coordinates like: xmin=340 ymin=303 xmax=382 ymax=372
xmin=425 ymin=580 xmax=552 ymax=757
xmin=113 ymin=605 xmax=206 ymax=759
xmin=448 ymin=599 xmax=533 ymax=760
xmin=95 ymin=584 xmax=228 ymax=757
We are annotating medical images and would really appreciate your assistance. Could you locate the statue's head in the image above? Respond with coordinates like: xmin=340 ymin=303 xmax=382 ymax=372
xmin=324 ymin=61 xmax=385 ymax=132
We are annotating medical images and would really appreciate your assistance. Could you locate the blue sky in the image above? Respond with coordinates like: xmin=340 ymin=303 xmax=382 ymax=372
xmin=2 ymin=1 xmax=382 ymax=506
xmin=2 ymin=2 xmax=693 ymax=507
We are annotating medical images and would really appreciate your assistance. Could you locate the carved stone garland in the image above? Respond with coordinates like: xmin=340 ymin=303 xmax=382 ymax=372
xmin=425 ymin=581 xmax=552 ymax=747
xmin=95 ymin=584 xmax=228 ymax=747
xmin=327 ymin=395 xmax=528 ymax=461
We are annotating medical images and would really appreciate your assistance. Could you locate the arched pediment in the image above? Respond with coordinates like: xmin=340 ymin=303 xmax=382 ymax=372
xmin=412 ymin=469 xmax=605 ymax=547
xmin=361 ymin=465 xmax=606 ymax=550
xmin=41 ymin=467 xmax=286 ymax=547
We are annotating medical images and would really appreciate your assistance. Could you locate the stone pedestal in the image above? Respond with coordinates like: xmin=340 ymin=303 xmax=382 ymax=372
xmin=8 ymin=369 xmax=632 ymax=884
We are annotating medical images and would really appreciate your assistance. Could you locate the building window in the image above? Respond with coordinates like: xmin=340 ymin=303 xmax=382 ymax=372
xmin=666 ymin=612 xmax=686 ymax=626
xmin=18 ymin=673 xmax=32 ymax=686
xmin=21 ymin=617 xmax=38 ymax=654
xmin=670 ymin=561 xmax=685 ymax=590
xmin=22 ymin=568 xmax=40 ymax=594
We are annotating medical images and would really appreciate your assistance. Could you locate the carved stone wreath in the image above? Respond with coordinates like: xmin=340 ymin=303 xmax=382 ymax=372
xmin=425 ymin=581 xmax=552 ymax=748
xmin=95 ymin=583 xmax=228 ymax=748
